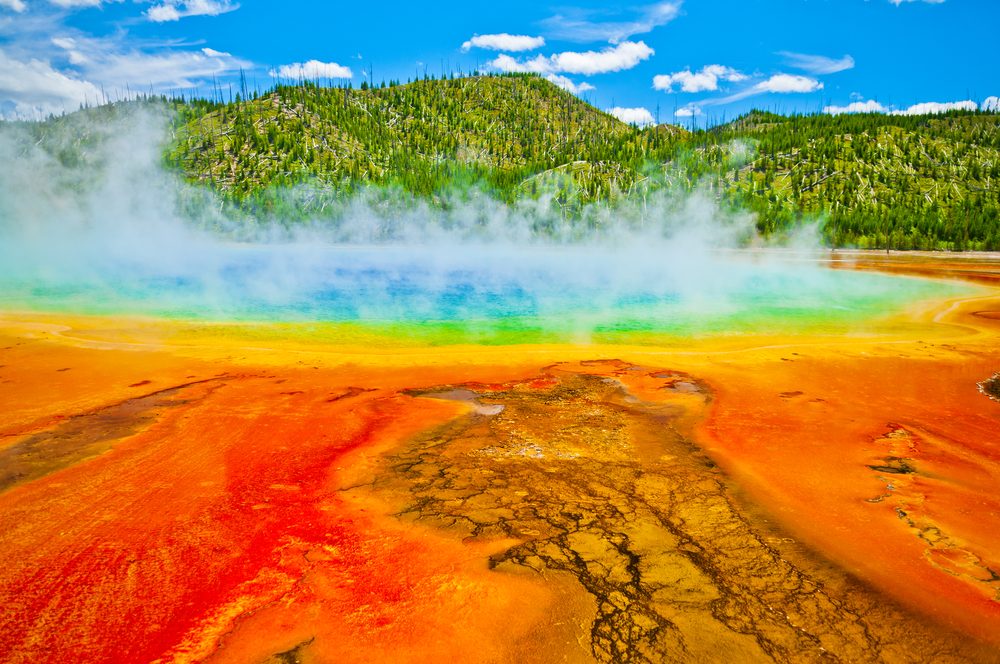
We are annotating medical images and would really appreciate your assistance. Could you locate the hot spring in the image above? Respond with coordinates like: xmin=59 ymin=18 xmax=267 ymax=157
xmin=0 ymin=240 xmax=975 ymax=344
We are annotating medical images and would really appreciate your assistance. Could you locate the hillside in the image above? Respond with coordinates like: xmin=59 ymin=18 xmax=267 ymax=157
xmin=7 ymin=74 xmax=1000 ymax=249
xmin=712 ymin=111 xmax=1000 ymax=249
xmin=166 ymin=74 xmax=680 ymax=203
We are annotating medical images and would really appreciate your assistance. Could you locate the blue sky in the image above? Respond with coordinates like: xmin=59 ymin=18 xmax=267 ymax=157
xmin=0 ymin=0 xmax=997 ymax=124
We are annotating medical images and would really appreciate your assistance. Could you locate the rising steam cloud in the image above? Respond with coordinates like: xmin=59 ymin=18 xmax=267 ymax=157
xmin=0 ymin=106 xmax=938 ymax=339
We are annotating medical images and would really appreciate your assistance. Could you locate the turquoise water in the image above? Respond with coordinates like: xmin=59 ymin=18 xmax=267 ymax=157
xmin=0 ymin=245 xmax=976 ymax=343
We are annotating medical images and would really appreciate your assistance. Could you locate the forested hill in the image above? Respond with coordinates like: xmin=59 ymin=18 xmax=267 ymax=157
xmin=711 ymin=110 xmax=1000 ymax=249
xmin=13 ymin=73 xmax=1000 ymax=249
xmin=167 ymin=74 xmax=671 ymax=202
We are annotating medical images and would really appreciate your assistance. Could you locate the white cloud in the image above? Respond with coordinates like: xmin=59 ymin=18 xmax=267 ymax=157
xmin=889 ymin=0 xmax=945 ymax=5
xmin=146 ymin=0 xmax=237 ymax=22
xmin=824 ymin=100 xmax=888 ymax=114
xmin=703 ymin=73 xmax=823 ymax=106
xmin=756 ymin=73 xmax=823 ymax=93
xmin=675 ymin=105 xmax=702 ymax=118
xmin=269 ymin=60 xmax=352 ymax=80
xmin=983 ymin=96 xmax=999 ymax=112
xmin=608 ymin=106 xmax=655 ymax=126
xmin=460 ymin=34 xmax=544 ymax=52
xmin=542 ymin=1 xmax=681 ymax=44
xmin=652 ymin=64 xmax=745 ymax=93
xmin=0 ymin=48 xmax=101 ymax=117
xmin=52 ymin=36 xmax=88 ymax=64
xmin=544 ymin=74 xmax=594 ymax=94
xmin=48 ymin=0 xmax=108 ymax=7
xmin=490 ymin=41 xmax=654 ymax=76
xmin=824 ymin=99 xmax=980 ymax=115
xmin=490 ymin=54 xmax=539 ymax=73
xmin=552 ymin=41 xmax=653 ymax=74
xmin=48 ymin=34 xmax=250 ymax=91
xmin=891 ymin=100 xmax=976 ymax=115
xmin=1 ymin=8 xmax=252 ymax=116
xmin=98 ymin=50 xmax=246 ymax=89
xmin=778 ymin=51 xmax=854 ymax=75
xmin=0 ymin=0 xmax=26 ymax=12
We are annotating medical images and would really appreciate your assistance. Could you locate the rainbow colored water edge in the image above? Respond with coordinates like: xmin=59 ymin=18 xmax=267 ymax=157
xmin=0 ymin=247 xmax=979 ymax=345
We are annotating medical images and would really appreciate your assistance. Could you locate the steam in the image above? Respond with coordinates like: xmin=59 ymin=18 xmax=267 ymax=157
xmin=0 ymin=106 xmax=953 ymax=339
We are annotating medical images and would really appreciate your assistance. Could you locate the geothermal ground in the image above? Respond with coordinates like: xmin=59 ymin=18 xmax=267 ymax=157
xmin=1 ymin=253 xmax=999 ymax=663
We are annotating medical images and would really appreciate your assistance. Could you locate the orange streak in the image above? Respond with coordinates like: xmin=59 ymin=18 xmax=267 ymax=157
xmin=695 ymin=263 xmax=1000 ymax=645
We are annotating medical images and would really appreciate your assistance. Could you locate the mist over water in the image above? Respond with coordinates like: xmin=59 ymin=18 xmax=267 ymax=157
xmin=0 ymin=107 xmax=968 ymax=342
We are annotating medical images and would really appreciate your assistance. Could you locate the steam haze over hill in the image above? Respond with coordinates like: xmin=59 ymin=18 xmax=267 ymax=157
xmin=0 ymin=100 xmax=968 ymax=339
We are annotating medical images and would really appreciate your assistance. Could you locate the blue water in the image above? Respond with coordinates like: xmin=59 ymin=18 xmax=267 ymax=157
xmin=0 ymin=244 xmax=975 ymax=342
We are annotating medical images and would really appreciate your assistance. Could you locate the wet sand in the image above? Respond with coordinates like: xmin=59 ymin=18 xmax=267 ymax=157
xmin=0 ymin=253 xmax=998 ymax=662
